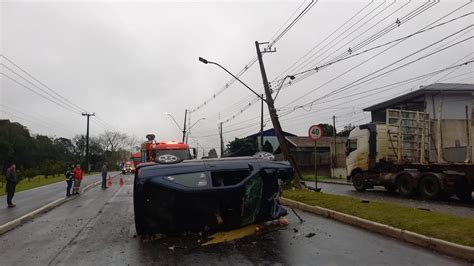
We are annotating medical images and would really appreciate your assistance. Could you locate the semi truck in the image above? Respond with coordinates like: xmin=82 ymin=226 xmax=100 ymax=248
xmin=346 ymin=108 xmax=474 ymax=201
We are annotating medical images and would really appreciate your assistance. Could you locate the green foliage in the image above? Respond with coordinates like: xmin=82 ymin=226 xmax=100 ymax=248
xmin=283 ymin=189 xmax=474 ymax=247
xmin=208 ymin=148 xmax=218 ymax=158
xmin=337 ymin=123 xmax=356 ymax=137
xmin=318 ymin=123 xmax=335 ymax=137
xmin=226 ymin=137 xmax=258 ymax=157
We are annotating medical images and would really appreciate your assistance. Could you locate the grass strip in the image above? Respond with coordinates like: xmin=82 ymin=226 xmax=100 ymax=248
xmin=0 ymin=175 xmax=66 ymax=196
xmin=283 ymin=189 xmax=474 ymax=247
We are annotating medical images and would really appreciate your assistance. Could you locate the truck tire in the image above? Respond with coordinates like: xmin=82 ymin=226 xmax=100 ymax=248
xmin=455 ymin=187 xmax=473 ymax=202
xmin=352 ymin=172 xmax=366 ymax=192
xmin=383 ymin=183 xmax=397 ymax=193
xmin=418 ymin=175 xmax=441 ymax=200
xmin=397 ymin=174 xmax=415 ymax=197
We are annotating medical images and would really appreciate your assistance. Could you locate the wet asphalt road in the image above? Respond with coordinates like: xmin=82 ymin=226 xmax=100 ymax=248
xmin=0 ymin=174 xmax=469 ymax=265
xmin=0 ymin=172 xmax=118 ymax=225
xmin=305 ymin=181 xmax=474 ymax=219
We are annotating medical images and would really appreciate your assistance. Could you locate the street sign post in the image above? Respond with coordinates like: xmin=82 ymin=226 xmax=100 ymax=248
xmin=308 ymin=125 xmax=323 ymax=192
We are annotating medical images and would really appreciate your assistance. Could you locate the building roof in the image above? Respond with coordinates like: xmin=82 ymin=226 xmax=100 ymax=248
xmin=285 ymin=136 xmax=347 ymax=148
xmin=246 ymin=128 xmax=296 ymax=138
xmin=363 ymin=83 xmax=474 ymax=112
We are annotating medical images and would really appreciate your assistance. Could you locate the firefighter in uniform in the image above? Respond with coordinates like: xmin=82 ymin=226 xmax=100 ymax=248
xmin=65 ymin=165 xmax=74 ymax=197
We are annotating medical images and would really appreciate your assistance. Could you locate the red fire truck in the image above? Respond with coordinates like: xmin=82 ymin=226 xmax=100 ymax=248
xmin=138 ymin=134 xmax=196 ymax=164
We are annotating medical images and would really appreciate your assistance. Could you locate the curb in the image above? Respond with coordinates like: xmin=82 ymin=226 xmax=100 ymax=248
xmin=303 ymin=179 xmax=351 ymax=186
xmin=0 ymin=174 xmax=118 ymax=236
xmin=281 ymin=197 xmax=474 ymax=263
xmin=318 ymin=179 xmax=351 ymax=186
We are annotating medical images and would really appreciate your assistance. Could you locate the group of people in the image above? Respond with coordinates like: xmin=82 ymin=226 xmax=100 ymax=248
xmin=65 ymin=164 xmax=84 ymax=197
xmin=5 ymin=162 xmax=109 ymax=208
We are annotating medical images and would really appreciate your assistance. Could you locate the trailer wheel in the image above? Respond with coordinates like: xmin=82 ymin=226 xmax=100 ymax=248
xmin=397 ymin=174 xmax=415 ymax=196
xmin=383 ymin=183 xmax=397 ymax=193
xmin=352 ymin=172 xmax=366 ymax=192
xmin=418 ymin=175 xmax=441 ymax=200
xmin=455 ymin=187 xmax=473 ymax=202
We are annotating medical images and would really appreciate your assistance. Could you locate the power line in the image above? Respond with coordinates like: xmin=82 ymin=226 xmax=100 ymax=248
xmin=191 ymin=0 xmax=319 ymax=114
xmin=272 ymin=1 xmax=469 ymax=103
xmin=0 ymin=54 xmax=87 ymax=113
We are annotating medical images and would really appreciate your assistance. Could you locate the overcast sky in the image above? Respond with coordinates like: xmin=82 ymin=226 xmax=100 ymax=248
xmin=1 ymin=0 xmax=473 ymax=154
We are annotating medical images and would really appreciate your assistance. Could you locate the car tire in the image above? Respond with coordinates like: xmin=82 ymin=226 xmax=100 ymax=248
xmin=397 ymin=174 xmax=415 ymax=197
xmin=418 ymin=175 xmax=441 ymax=200
xmin=352 ymin=172 xmax=366 ymax=192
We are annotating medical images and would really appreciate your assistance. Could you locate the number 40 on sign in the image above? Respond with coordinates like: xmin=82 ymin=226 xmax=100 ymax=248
xmin=308 ymin=124 xmax=323 ymax=141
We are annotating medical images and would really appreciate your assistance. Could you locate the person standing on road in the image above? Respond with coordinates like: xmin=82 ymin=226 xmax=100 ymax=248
xmin=101 ymin=163 xmax=108 ymax=189
xmin=72 ymin=164 xmax=83 ymax=195
xmin=5 ymin=163 xmax=18 ymax=208
xmin=65 ymin=165 xmax=74 ymax=197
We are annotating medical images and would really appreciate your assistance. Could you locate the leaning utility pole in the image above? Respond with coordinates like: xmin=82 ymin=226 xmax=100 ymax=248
xmin=219 ymin=122 xmax=224 ymax=157
xmin=255 ymin=41 xmax=303 ymax=187
xmin=260 ymin=93 xmax=264 ymax=151
xmin=82 ymin=112 xmax=95 ymax=173
xmin=182 ymin=109 xmax=188 ymax=142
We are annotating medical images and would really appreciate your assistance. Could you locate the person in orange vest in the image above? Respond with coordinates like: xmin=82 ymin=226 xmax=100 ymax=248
xmin=72 ymin=164 xmax=83 ymax=195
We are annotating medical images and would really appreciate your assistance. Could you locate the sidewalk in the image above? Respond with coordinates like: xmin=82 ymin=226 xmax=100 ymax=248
xmin=0 ymin=172 xmax=118 ymax=225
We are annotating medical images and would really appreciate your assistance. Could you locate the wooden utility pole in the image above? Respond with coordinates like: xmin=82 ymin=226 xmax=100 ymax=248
xmin=260 ymin=93 xmax=264 ymax=151
xmin=182 ymin=109 xmax=188 ymax=142
xmin=219 ymin=122 xmax=224 ymax=157
xmin=332 ymin=115 xmax=336 ymax=176
xmin=255 ymin=41 xmax=303 ymax=188
xmin=82 ymin=112 xmax=95 ymax=173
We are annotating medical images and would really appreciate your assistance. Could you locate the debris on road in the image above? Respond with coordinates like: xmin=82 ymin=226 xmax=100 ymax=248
xmin=291 ymin=208 xmax=305 ymax=223
xmin=168 ymin=245 xmax=186 ymax=251
xmin=305 ymin=233 xmax=316 ymax=238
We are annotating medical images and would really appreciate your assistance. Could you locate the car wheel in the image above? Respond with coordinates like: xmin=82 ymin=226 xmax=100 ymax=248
xmin=397 ymin=174 xmax=415 ymax=197
xmin=254 ymin=152 xmax=275 ymax=161
xmin=418 ymin=175 xmax=441 ymax=200
xmin=352 ymin=172 xmax=366 ymax=192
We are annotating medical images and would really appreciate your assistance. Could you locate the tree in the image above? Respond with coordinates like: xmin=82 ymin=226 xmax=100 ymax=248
xmin=127 ymin=135 xmax=141 ymax=153
xmin=262 ymin=140 xmax=274 ymax=153
xmin=226 ymin=137 xmax=258 ymax=157
xmin=99 ymin=131 xmax=128 ymax=152
xmin=208 ymin=148 xmax=218 ymax=158
xmin=318 ymin=123 xmax=335 ymax=137
xmin=337 ymin=123 xmax=356 ymax=137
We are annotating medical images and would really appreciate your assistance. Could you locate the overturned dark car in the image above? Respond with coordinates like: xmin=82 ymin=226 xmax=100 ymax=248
xmin=133 ymin=153 xmax=293 ymax=235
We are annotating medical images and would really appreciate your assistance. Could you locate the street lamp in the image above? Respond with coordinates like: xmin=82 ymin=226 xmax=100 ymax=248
xmin=185 ymin=117 xmax=206 ymax=144
xmin=198 ymin=57 xmax=266 ymax=102
xmin=165 ymin=112 xmax=205 ymax=144
xmin=273 ymin=75 xmax=295 ymax=101
xmin=165 ymin=112 xmax=184 ymax=138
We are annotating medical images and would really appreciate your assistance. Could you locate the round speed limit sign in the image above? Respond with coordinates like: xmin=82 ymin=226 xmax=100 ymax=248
xmin=308 ymin=125 xmax=323 ymax=141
